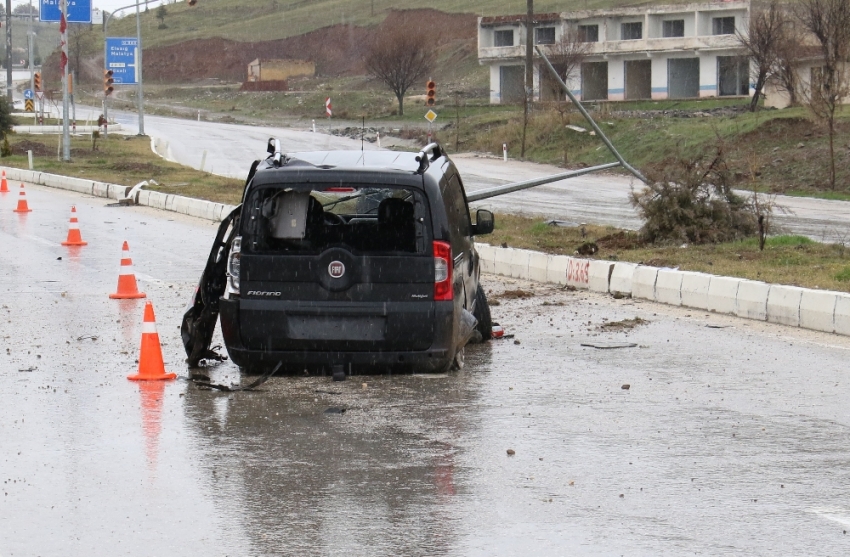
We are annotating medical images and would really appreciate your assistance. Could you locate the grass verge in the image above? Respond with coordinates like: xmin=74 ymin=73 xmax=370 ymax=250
xmin=3 ymin=134 xmax=244 ymax=205
xmin=5 ymin=134 xmax=848 ymax=293
xmin=487 ymin=214 xmax=850 ymax=293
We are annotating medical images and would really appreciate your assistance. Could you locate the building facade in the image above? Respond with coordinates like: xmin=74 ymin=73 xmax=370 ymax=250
xmin=478 ymin=1 xmax=752 ymax=104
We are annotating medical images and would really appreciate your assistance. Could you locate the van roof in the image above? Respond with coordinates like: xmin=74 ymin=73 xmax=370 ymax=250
xmin=274 ymin=150 xmax=423 ymax=173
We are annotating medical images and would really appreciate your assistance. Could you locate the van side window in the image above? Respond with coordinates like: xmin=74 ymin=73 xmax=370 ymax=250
xmin=441 ymin=173 xmax=472 ymax=252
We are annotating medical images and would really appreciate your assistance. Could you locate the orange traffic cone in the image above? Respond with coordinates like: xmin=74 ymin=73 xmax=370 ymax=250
xmin=12 ymin=184 xmax=31 ymax=213
xmin=128 ymin=301 xmax=176 ymax=381
xmin=60 ymin=206 xmax=88 ymax=246
xmin=0 ymin=170 xmax=8 ymax=193
xmin=109 ymin=241 xmax=146 ymax=299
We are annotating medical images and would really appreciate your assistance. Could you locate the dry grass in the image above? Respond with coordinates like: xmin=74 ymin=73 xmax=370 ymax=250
xmin=3 ymin=134 xmax=245 ymax=205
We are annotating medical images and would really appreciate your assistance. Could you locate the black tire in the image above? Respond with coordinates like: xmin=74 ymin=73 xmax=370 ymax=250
xmin=473 ymin=286 xmax=493 ymax=341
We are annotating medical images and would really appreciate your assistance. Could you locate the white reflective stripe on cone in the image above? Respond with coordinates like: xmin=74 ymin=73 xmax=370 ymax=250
xmin=118 ymin=264 xmax=135 ymax=275
xmin=141 ymin=321 xmax=157 ymax=334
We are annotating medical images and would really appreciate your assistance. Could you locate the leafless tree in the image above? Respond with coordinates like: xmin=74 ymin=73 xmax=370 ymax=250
xmin=544 ymin=27 xmax=592 ymax=101
xmin=738 ymin=1 xmax=789 ymax=111
xmin=365 ymin=23 xmax=434 ymax=117
xmin=770 ymin=20 xmax=805 ymax=105
xmin=797 ymin=0 xmax=850 ymax=189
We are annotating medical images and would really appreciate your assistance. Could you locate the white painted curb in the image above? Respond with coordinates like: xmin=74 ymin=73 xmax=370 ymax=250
xmin=1 ymin=166 xmax=236 ymax=223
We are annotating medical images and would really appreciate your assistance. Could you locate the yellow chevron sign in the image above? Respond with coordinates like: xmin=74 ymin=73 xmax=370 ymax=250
xmin=25 ymin=99 xmax=34 ymax=112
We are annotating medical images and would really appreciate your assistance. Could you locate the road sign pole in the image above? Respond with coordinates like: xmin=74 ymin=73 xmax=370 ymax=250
xmin=61 ymin=0 xmax=70 ymax=161
xmin=6 ymin=0 xmax=11 ymax=102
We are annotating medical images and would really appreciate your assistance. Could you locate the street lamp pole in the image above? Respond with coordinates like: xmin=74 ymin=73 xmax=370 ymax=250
xmin=102 ymin=0 xmax=148 ymax=136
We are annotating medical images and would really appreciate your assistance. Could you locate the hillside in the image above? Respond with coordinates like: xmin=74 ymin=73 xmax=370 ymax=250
xmin=101 ymin=0 xmax=694 ymax=49
xmin=43 ymin=8 xmax=478 ymax=85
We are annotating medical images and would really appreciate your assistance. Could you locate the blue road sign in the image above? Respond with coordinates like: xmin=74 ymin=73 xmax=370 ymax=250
xmin=40 ymin=0 xmax=92 ymax=23
xmin=105 ymin=38 xmax=139 ymax=85
xmin=24 ymin=89 xmax=34 ymax=100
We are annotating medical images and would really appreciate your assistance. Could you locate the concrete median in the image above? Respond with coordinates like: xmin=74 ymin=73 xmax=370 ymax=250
xmin=528 ymin=251 xmax=550 ymax=282
xmin=588 ymin=260 xmax=614 ymax=293
xmin=567 ymin=258 xmax=591 ymax=289
xmin=609 ymin=262 xmax=637 ymax=296
xmin=547 ymin=255 xmax=570 ymax=285
xmin=767 ymin=285 xmax=803 ymax=327
xmin=834 ymin=294 xmax=850 ymax=336
xmin=735 ymin=280 xmax=769 ymax=321
xmin=510 ymin=249 xmax=532 ymax=279
xmin=631 ymin=266 xmax=659 ymax=301
xmin=707 ymin=276 xmax=741 ymax=315
xmin=476 ymin=244 xmax=496 ymax=275
xmin=799 ymin=288 xmax=838 ymax=333
xmin=494 ymin=247 xmax=513 ymax=277
xmin=680 ymin=272 xmax=711 ymax=310
xmin=655 ymin=269 xmax=684 ymax=306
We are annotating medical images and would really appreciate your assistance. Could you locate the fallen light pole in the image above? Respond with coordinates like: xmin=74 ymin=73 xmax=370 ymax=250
xmin=536 ymin=45 xmax=647 ymax=184
xmin=466 ymin=48 xmax=646 ymax=203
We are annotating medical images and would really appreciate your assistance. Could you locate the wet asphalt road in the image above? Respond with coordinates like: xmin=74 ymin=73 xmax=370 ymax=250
xmin=3 ymin=186 xmax=850 ymax=556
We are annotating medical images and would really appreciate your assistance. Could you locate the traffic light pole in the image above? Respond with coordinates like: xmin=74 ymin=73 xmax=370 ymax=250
xmin=28 ymin=0 xmax=34 ymax=96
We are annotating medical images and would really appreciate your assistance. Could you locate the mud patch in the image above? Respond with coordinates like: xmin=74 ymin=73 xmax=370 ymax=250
xmin=11 ymin=140 xmax=52 ymax=157
xmin=498 ymin=289 xmax=535 ymax=300
xmin=598 ymin=317 xmax=648 ymax=332
xmin=110 ymin=162 xmax=160 ymax=174
xmin=596 ymin=231 xmax=645 ymax=250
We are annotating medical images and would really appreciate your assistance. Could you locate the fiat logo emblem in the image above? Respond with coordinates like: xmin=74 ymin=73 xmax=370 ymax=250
xmin=328 ymin=261 xmax=345 ymax=279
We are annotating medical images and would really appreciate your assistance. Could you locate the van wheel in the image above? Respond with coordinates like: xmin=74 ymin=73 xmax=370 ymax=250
xmin=473 ymin=286 xmax=492 ymax=341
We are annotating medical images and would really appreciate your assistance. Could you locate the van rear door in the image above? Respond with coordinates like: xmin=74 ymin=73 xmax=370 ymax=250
xmin=237 ymin=184 xmax=436 ymax=352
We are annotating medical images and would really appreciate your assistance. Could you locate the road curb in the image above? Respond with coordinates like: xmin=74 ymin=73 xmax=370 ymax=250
xmin=474 ymin=243 xmax=850 ymax=338
xmin=0 ymin=166 xmax=237 ymax=223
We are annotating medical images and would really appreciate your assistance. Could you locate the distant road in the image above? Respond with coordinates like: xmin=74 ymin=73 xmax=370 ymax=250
xmin=91 ymin=106 xmax=850 ymax=243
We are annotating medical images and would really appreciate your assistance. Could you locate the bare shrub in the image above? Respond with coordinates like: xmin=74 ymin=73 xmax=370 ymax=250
xmin=630 ymin=145 xmax=759 ymax=245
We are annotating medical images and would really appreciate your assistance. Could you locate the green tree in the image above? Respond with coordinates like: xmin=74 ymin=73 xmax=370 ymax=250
xmin=156 ymin=5 xmax=168 ymax=28
xmin=0 ymin=98 xmax=15 ymax=141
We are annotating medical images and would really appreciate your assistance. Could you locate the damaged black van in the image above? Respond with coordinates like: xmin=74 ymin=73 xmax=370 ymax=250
xmin=182 ymin=140 xmax=494 ymax=374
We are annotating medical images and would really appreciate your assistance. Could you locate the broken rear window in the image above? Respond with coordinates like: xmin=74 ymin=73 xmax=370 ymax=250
xmin=243 ymin=185 xmax=429 ymax=255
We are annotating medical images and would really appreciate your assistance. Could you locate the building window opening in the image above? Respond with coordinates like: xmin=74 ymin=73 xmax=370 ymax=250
xmin=718 ymin=56 xmax=749 ymax=96
xmin=662 ymin=19 xmax=685 ymax=38
xmin=577 ymin=24 xmax=599 ymax=43
xmin=581 ymin=61 xmax=609 ymax=101
xmin=712 ymin=17 xmax=735 ymax=35
xmin=621 ymin=22 xmax=643 ymax=40
xmin=494 ymin=29 xmax=514 ymax=47
xmin=536 ymin=27 xmax=556 ymax=45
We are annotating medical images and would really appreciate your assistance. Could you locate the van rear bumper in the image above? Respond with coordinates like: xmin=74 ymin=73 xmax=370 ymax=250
xmin=219 ymin=297 xmax=455 ymax=372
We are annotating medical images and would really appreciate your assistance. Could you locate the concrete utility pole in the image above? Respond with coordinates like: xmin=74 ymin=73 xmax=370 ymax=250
xmin=135 ymin=0 xmax=144 ymax=135
xmin=6 ymin=0 xmax=12 ymax=101
xmin=520 ymin=0 xmax=533 ymax=157
xmin=525 ymin=0 xmax=533 ymax=95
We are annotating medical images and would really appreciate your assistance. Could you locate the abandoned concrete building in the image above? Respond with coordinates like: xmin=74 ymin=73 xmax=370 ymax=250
xmin=478 ymin=1 xmax=751 ymax=103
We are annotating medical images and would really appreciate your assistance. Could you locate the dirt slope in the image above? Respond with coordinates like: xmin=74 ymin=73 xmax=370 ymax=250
xmin=44 ymin=9 xmax=477 ymax=84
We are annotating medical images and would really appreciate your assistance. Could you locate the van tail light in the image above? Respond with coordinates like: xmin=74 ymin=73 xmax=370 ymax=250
xmin=433 ymin=240 xmax=453 ymax=301
xmin=226 ymin=236 xmax=242 ymax=297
